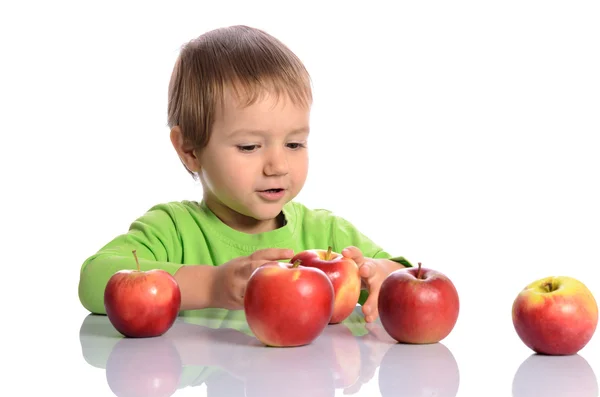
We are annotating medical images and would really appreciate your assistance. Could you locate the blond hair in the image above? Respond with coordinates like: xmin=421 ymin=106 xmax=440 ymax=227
xmin=167 ymin=25 xmax=313 ymax=177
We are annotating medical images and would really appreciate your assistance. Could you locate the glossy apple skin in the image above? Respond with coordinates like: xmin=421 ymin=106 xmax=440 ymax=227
xmin=290 ymin=249 xmax=360 ymax=324
xmin=512 ymin=276 xmax=598 ymax=355
xmin=377 ymin=266 xmax=459 ymax=344
xmin=104 ymin=269 xmax=181 ymax=338
xmin=244 ymin=261 xmax=334 ymax=347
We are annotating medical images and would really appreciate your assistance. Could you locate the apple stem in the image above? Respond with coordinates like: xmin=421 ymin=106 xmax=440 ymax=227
xmin=132 ymin=249 xmax=141 ymax=272
xmin=292 ymin=259 xmax=302 ymax=268
xmin=326 ymin=246 xmax=332 ymax=261
xmin=416 ymin=262 xmax=423 ymax=279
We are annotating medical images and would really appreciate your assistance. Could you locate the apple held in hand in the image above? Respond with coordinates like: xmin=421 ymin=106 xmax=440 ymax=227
xmin=512 ymin=275 xmax=598 ymax=355
xmin=378 ymin=262 xmax=460 ymax=344
xmin=290 ymin=247 xmax=360 ymax=324
xmin=104 ymin=250 xmax=181 ymax=338
xmin=244 ymin=260 xmax=334 ymax=347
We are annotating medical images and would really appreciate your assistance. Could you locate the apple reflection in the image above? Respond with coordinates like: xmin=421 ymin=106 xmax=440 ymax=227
xmin=106 ymin=337 xmax=182 ymax=397
xmin=80 ymin=307 xmax=468 ymax=397
xmin=80 ymin=307 xmax=447 ymax=397
xmin=512 ymin=353 xmax=598 ymax=397
xmin=378 ymin=342 xmax=460 ymax=397
xmin=340 ymin=320 xmax=398 ymax=393
xmin=241 ymin=339 xmax=335 ymax=397
xmin=79 ymin=310 xmax=368 ymax=397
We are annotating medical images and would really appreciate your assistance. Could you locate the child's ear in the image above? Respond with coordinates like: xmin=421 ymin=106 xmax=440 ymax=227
xmin=170 ymin=126 xmax=201 ymax=172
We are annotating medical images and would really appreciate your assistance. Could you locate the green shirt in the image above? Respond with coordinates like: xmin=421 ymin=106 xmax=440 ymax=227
xmin=78 ymin=200 xmax=411 ymax=315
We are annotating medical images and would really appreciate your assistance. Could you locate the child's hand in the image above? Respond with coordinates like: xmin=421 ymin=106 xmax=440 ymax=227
xmin=212 ymin=248 xmax=294 ymax=310
xmin=342 ymin=246 xmax=405 ymax=323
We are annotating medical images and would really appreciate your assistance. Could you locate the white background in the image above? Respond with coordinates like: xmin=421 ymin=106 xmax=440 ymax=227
xmin=1 ymin=1 xmax=599 ymax=396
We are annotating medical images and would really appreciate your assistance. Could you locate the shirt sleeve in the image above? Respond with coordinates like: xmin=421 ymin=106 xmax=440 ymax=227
xmin=78 ymin=204 xmax=185 ymax=315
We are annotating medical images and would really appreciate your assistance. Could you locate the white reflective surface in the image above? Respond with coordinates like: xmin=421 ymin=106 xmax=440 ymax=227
xmin=70 ymin=305 xmax=599 ymax=397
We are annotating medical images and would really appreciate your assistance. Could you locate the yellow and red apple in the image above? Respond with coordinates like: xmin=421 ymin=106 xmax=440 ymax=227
xmin=290 ymin=247 xmax=361 ymax=324
xmin=512 ymin=275 xmax=598 ymax=355
xmin=377 ymin=262 xmax=460 ymax=344
xmin=243 ymin=260 xmax=334 ymax=347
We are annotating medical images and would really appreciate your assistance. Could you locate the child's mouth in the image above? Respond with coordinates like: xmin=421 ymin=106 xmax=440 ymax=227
xmin=257 ymin=188 xmax=286 ymax=201
xmin=261 ymin=189 xmax=283 ymax=193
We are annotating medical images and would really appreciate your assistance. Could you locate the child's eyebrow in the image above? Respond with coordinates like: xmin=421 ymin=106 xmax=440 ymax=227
xmin=288 ymin=127 xmax=310 ymax=136
xmin=228 ymin=127 xmax=310 ymax=138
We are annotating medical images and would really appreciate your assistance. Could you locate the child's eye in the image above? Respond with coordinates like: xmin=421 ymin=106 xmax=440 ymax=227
xmin=237 ymin=145 xmax=259 ymax=152
xmin=287 ymin=142 xmax=306 ymax=150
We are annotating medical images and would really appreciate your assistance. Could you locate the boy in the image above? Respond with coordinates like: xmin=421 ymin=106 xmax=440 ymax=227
xmin=78 ymin=25 xmax=411 ymax=323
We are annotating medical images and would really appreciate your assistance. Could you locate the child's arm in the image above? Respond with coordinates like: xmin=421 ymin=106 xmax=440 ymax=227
xmin=78 ymin=205 xmax=294 ymax=314
xmin=176 ymin=248 xmax=294 ymax=311
xmin=78 ymin=206 xmax=195 ymax=314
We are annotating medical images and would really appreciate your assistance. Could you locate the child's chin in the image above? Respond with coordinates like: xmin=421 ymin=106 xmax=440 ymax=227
xmin=250 ymin=205 xmax=285 ymax=221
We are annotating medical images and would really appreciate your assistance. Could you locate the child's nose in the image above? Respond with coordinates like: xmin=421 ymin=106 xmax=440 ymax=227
xmin=263 ymin=149 xmax=289 ymax=176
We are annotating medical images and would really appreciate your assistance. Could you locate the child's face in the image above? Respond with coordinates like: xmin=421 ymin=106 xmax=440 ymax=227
xmin=197 ymin=87 xmax=310 ymax=231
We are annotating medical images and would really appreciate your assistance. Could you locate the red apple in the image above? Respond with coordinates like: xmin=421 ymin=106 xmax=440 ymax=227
xmin=512 ymin=275 xmax=598 ymax=355
xmin=243 ymin=260 xmax=334 ymax=347
xmin=290 ymin=247 xmax=361 ymax=324
xmin=377 ymin=262 xmax=460 ymax=344
xmin=104 ymin=250 xmax=181 ymax=338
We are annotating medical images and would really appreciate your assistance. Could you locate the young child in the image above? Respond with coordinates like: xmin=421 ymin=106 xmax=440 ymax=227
xmin=78 ymin=25 xmax=411 ymax=323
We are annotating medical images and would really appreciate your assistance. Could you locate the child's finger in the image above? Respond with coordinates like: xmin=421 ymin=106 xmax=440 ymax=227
xmin=362 ymin=287 xmax=381 ymax=323
xmin=359 ymin=261 xmax=375 ymax=279
xmin=244 ymin=249 xmax=294 ymax=277
xmin=342 ymin=246 xmax=364 ymax=263
xmin=250 ymin=248 xmax=294 ymax=261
